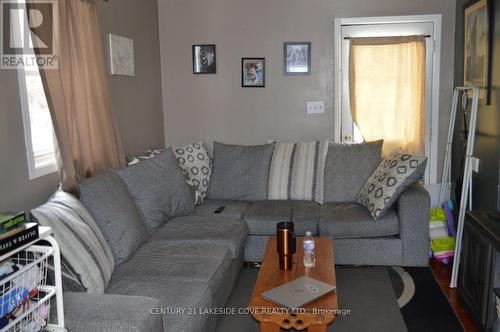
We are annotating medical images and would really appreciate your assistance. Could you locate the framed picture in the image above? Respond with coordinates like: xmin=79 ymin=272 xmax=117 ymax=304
xmin=242 ymin=58 xmax=265 ymax=87
xmin=283 ymin=42 xmax=311 ymax=75
xmin=192 ymin=44 xmax=216 ymax=74
xmin=464 ymin=0 xmax=492 ymax=104
xmin=109 ymin=34 xmax=135 ymax=76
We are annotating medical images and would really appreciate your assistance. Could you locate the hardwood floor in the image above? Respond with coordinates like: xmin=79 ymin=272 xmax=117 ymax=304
xmin=429 ymin=258 xmax=480 ymax=332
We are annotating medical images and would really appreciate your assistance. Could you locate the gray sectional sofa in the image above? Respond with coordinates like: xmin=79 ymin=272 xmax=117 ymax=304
xmin=50 ymin=141 xmax=429 ymax=332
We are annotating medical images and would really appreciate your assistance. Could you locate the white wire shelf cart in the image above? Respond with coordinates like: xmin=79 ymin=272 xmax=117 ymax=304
xmin=0 ymin=226 xmax=65 ymax=331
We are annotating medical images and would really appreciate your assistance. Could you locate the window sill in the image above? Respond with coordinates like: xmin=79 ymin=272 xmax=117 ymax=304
xmin=29 ymin=163 xmax=58 ymax=180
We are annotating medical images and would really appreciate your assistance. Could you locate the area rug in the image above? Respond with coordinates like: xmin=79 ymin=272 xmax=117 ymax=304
xmin=390 ymin=267 xmax=464 ymax=332
xmin=215 ymin=266 xmax=463 ymax=332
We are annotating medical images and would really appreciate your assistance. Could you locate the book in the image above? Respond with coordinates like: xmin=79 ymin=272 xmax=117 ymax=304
xmin=0 ymin=211 xmax=26 ymax=234
xmin=0 ymin=223 xmax=39 ymax=256
xmin=0 ymin=211 xmax=24 ymax=224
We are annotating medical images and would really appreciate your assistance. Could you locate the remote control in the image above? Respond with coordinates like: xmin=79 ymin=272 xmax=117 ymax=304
xmin=214 ymin=206 xmax=225 ymax=214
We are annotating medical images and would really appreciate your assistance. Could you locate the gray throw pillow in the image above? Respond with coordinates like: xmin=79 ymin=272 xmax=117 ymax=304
xmin=126 ymin=148 xmax=201 ymax=206
xmin=358 ymin=150 xmax=427 ymax=220
xmin=207 ymin=142 xmax=275 ymax=201
xmin=79 ymin=170 xmax=148 ymax=265
xmin=115 ymin=148 xmax=195 ymax=234
xmin=324 ymin=140 xmax=383 ymax=202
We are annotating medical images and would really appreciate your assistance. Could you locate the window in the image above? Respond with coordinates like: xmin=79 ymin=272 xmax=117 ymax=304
xmin=15 ymin=5 xmax=58 ymax=179
xmin=334 ymin=16 xmax=442 ymax=186
xmin=349 ymin=35 xmax=426 ymax=156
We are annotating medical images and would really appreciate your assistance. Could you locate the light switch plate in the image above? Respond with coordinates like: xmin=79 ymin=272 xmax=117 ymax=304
xmin=307 ymin=101 xmax=325 ymax=114
xmin=471 ymin=157 xmax=480 ymax=173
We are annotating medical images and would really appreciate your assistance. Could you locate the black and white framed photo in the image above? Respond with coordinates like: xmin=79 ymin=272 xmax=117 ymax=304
xmin=192 ymin=44 xmax=216 ymax=74
xmin=283 ymin=42 xmax=311 ymax=75
xmin=241 ymin=58 xmax=265 ymax=87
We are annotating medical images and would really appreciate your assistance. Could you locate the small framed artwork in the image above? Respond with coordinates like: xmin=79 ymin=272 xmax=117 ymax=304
xmin=242 ymin=58 xmax=265 ymax=87
xmin=192 ymin=44 xmax=216 ymax=74
xmin=464 ymin=0 xmax=492 ymax=104
xmin=109 ymin=34 xmax=135 ymax=76
xmin=283 ymin=42 xmax=311 ymax=75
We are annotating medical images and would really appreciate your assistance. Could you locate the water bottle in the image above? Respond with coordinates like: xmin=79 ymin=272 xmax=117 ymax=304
xmin=303 ymin=231 xmax=315 ymax=268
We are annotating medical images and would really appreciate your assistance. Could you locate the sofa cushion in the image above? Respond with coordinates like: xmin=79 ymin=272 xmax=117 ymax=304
xmin=268 ymin=140 xmax=329 ymax=203
xmin=115 ymin=148 xmax=195 ymax=235
xmin=31 ymin=190 xmax=114 ymax=294
xmin=79 ymin=170 xmax=148 ymax=265
xmin=150 ymin=216 xmax=248 ymax=258
xmin=193 ymin=200 xmax=250 ymax=219
xmin=245 ymin=200 xmax=319 ymax=236
xmin=106 ymin=278 xmax=211 ymax=332
xmin=63 ymin=293 xmax=163 ymax=332
xmin=207 ymin=142 xmax=275 ymax=201
xmin=319 ymin=202 xmax=399 ymax=238
xmin=324 ymin=140 xmax=383 ymax=203
xmin=111 ymin=242 xmax=232 ymax=295
xmin=358 ymin=150 xmax=427 ymax=219
xmin=174 ymin=142 xmax=212 ymax=202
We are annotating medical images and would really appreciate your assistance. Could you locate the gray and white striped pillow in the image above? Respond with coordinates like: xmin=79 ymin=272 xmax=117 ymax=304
xmin=268 ymin=140 xmax=329 ymax=203
xmin=31 ymin=189 xmax=114 ymax=294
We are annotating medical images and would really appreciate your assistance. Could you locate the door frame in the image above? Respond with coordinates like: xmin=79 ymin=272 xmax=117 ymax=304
xmin=333 ymin=15 xmax=442 ymax=185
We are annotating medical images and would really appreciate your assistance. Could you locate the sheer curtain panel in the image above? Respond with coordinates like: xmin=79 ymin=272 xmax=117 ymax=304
xmin=349 ymin=35 xmax=426 ymax=156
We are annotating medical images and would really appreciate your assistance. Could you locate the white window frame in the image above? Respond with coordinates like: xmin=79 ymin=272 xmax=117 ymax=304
xmin=12 ymin=0 xmax=57 ymax=180
xmin=333 ymin=15 xmax=442 ymax=185
xmin=17 ymin=67 xmax=58 ymax=179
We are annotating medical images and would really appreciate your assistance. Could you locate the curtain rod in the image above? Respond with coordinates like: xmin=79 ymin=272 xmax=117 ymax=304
xmin=343 ymin=34 xmax=431 ymax=40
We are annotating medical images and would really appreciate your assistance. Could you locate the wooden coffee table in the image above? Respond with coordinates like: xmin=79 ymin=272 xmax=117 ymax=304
xmin=248 ymin=237 xmax=338 ymax=331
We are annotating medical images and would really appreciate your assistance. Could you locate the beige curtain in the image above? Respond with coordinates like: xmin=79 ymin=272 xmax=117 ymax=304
xmin=34 ymin=0 xmax=125 ymax=194
xmin=349 ymin=35 xmax=426 ymax=156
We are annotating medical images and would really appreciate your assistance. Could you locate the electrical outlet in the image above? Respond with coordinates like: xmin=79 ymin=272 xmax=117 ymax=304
xmin=307 ymin=101 xmax=325 ymax=114
xmin=471 ymin=157 xmax=480 ymax=173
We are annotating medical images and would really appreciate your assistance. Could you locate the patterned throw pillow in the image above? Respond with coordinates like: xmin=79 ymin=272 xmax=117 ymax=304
xmin=358 ymin=150 xmax=427 ymax=220
xmin=173 ymin=142 xmax=212 ymax=204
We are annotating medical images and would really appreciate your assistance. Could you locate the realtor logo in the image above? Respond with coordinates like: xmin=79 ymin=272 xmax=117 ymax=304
xmin=1 ymin=0 xmax=58 ymax=69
